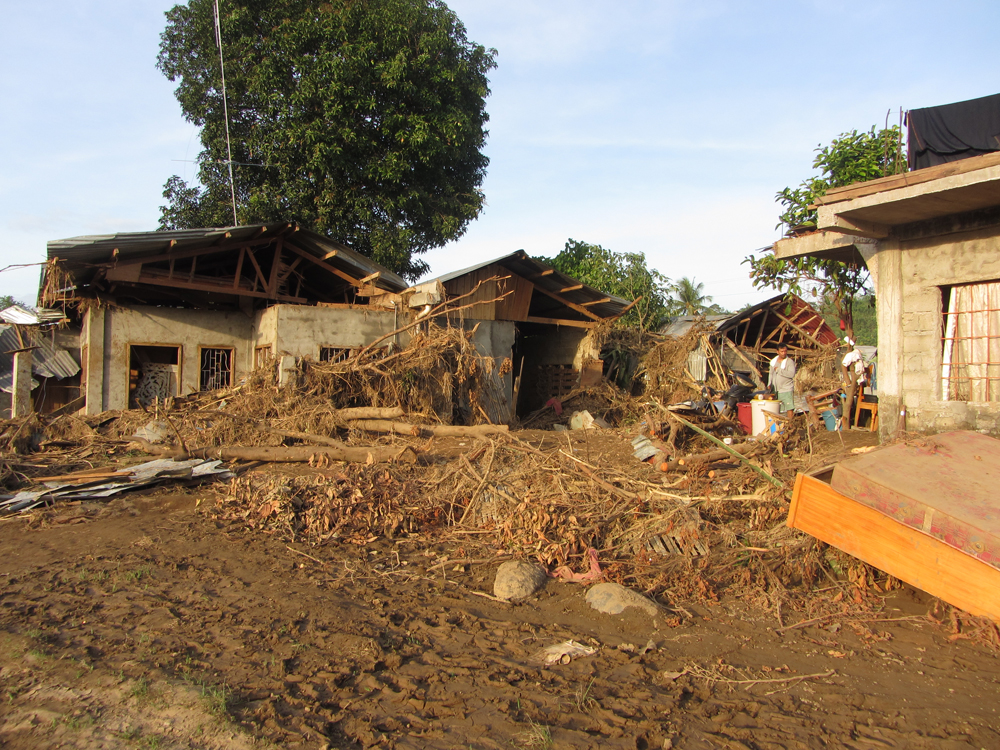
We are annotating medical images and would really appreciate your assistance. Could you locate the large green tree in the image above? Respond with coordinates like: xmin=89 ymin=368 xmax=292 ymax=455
xmin=158 ymin=0 xmax=497 ymax=280
xmin=539 ymin=239 xmax=672 ymax=331
xmin=746 ymin=125 xmax=905 ymax=338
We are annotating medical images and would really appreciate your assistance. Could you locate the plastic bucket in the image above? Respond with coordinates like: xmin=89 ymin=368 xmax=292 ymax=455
xmin=750 ymin=399 xmax=780 ymax=436
xmin=736 ymin=402 xmax=752 ymax=434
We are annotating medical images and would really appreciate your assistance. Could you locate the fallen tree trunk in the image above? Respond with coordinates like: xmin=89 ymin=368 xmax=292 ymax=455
xmin=129 ymin=438 xmax=417 ymax=464
xmin=347 ymin=420 xmax=509 ymax=438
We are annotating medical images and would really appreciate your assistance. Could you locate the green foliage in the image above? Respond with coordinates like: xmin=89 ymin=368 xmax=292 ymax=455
xmin=776 ymin=126 xmax=905 ymax=232
xmin=158 ymin=0 xmax=497 ymax=280
xmin=0 ymin=295 xmax=30 ymax=310
xmin=820 ymin=293 xmax=877 ymax=346
xmin=538 ymin=239 xmax=672 ymax=331
xmin=747 ymin=125 xmax=905 ymax=338
xmin=745 ymin=251 xmax=870 ymax=338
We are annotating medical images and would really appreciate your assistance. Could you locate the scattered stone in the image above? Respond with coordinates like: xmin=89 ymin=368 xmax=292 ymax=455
xmin=585 ymin=582 xmax=659 ymax=616
xmin=493 ymin=560 xmax=548 ymax=601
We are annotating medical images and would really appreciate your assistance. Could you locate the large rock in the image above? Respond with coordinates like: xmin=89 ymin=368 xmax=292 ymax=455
xmin=585 ymin=582 xmax=659 ymax=616
xmin=493 ymin=561 xmax=548 ymax=602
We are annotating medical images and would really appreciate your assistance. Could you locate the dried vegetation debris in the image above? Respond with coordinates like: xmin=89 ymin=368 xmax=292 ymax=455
xmin=0 ymin=321 xmax=929 ymax=629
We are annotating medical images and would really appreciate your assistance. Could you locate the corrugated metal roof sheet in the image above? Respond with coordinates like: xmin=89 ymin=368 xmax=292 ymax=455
xmin=0 ymin=326 xmax=80 ymax=392
xmin=660 ymin=314 xmax=730 ymax=337
xmin=0 ymin=305 xmax=67 ymax=325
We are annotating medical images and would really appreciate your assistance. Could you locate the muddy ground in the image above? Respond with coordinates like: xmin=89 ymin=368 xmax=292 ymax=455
xmin=2 ymin=430 xmax=1000 ymax=749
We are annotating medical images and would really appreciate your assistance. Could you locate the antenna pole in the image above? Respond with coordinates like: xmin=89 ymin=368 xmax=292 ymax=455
xmin=213 ymin=0 xmax=238 ymax=226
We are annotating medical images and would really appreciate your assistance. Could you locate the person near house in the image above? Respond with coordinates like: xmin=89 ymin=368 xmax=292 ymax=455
xmin=841 ymin=337 xmax=867 ymax=427
xmin=768 ymin=344 xmax=796 ymax=413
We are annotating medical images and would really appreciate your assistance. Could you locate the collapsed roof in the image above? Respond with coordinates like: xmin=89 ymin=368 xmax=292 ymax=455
xmin=434 ymin=251 xmax=632 ymax=325
xmin=42 ymin=222 xmax=408 ymax=310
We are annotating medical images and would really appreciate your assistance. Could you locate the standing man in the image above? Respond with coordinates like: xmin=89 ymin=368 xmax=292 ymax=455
xmin=768 ymin=344 xmax=796 ymax=414
xmin=841 ymin=337 xmax=867 ymax=427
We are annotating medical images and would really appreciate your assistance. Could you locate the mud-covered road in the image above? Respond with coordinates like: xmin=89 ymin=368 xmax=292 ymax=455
xmin=2 ymin=481 xmax=999 ymax=749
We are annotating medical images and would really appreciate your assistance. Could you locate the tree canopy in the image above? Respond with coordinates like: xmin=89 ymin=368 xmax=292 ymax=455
xmin=538 ymin=239 xmax=673 ymax=331
xmin=158 ymin=0 xmax=497 ymax=280
xmin=746 ymin=125 xmax=905 ymax=338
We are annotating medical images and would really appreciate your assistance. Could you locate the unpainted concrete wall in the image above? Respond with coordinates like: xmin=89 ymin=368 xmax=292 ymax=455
xmin=104 ymin=306 xmax=254 ymax=410
xmin=94 ymin=304 xmax=407 ymax=411
xmin=878 ymin=224 xmax=1000 ymax=436
xmin=270 ymin=304 xmax=402 ymax=359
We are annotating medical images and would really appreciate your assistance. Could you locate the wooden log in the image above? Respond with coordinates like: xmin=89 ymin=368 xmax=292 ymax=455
xmin=664 ymin=443 xmax=759 ymax=472
xmin=347 ymin=419 xmax=508 ymax=438
xmin=335 ymin=406 xmax=405 ymax=421
xmin=668 ymin=413 xmax=784 ymax=488
xmin=128 ymin=438 xmax=417 ymax=464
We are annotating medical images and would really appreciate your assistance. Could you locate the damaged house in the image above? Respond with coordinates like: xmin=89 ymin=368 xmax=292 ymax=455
xmin=663 ymin=294 xmax=839 ymax=390
xmin=774 ymin=94 xmax=1000 ymax=437
xmin=421 ymin=251 xmax=631 ymax=422
xmin=40 ymin=222 xmax=409 ymax=415
xmin=36 ymin=228 xmax=631 ymax=425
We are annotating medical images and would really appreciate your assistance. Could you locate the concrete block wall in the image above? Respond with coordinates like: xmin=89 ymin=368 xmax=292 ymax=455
xmin=891 ymin=225 xmax=1000 ymax=435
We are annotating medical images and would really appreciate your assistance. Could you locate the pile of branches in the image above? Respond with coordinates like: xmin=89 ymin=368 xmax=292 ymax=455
xmin=210 ymin=429 xmax=889 ymax=616
xmin=639 ymin=324 xmax=711 ymax=404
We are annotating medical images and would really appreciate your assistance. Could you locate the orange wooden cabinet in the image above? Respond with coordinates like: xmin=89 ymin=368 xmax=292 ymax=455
xmin=788 ymin=473 xmax=1000 ymax=621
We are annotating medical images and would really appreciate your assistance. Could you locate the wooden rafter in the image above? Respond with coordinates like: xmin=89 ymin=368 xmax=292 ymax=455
xmin=773 ymin=310 xmax=825 ymax=346
xmin=136 ymin=268 xmax=306 ymax=303
xmin=286 ymin=242 xmax=362 ymax=287
xmin=525 ymin=315 xmax=594 ymax=329
xmin=101 ymin=239 xmax=275 ymax=270
xmin=560 ymin=284 xmax=583 ymax=293
xmin=610 ymin=297 xmax=641 ymax=322
xmin=232 ymin=248 xmax=246 ymax=290
xmin=580 ymin=297 xmax=611 ymax=307
xmin=266 ymin=238 xmax=283 ymax=296
xmin=244 ymin=248 xmax=269 ymax=291
xmin=530 ymin=269 xmax=554 ymax=279
xmin=525 ymin=279 xmax=604 ymax=322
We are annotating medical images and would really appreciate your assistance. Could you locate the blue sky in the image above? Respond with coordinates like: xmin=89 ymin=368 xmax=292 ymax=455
xmin=2 ymin=1 xmax=999 ymax=309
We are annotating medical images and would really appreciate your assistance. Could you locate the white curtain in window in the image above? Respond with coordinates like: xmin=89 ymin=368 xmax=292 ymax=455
xmin=943 ymin=281 xmax=1000 ymax=402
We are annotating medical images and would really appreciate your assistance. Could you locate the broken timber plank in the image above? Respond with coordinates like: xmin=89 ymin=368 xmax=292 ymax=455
xmin=788 ymin=473 xmax=1000 ymax=621
xmin=347 ymin=420 xmax=508 ymax=438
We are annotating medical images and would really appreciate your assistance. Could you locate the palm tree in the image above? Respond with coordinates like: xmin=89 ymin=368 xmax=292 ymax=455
xmin=670 ymin=277 xmax=713 ymax=316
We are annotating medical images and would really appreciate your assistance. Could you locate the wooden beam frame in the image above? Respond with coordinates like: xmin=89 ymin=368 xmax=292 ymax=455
xmin=136 ymin=268 xmax=306 ymax=303
xmin=524 ymin=315 xmax=594 ymax=329
xmin=286 ymin=242 xmax=363 ymax=287
xmin=525 ymin=279 xmax=604 ymax=322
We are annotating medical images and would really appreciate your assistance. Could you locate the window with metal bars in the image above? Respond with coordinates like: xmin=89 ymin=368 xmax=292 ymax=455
xmin=941 ymin=281 xmax=1000 ymax=401
xmin=200 ymin=347 xmax=234 ymax=391
xmin=319 ymin=346 xmax=351 ymax=363
xmin=319 ymin=346 xmax=388 ymax=363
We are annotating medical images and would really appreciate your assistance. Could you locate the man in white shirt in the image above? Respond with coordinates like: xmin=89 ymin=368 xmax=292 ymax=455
xmin=768 ymin=344 xmax=796 ymax=413
xmin=841 ymin=337 xmax=867 ymax=427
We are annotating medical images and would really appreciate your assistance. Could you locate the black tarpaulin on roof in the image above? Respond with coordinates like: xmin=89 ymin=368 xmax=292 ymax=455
xmin=908 ymin=93 xmax=1000 ymax=170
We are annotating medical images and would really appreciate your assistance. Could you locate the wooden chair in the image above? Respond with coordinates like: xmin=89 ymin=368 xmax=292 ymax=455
xmin=855 ymin=396 xmax=879 ymax=432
